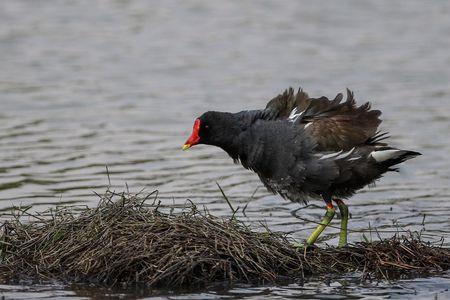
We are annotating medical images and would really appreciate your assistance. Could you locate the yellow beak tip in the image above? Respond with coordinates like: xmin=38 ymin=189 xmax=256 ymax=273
xmin=182 ymin=144 xmax=191 ymax=151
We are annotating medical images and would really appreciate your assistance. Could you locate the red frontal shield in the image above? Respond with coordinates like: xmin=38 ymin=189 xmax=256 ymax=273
xmin=182 ymin=119 xmax=201 ymax=150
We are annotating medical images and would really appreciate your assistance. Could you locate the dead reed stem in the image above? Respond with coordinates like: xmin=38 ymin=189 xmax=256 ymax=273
xmin=0 ymin=190 xmax=449 ymax=288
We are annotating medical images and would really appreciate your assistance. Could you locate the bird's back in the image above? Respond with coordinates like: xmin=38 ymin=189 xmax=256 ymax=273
xmin=232 ymin=87 xmax=420 ymax=203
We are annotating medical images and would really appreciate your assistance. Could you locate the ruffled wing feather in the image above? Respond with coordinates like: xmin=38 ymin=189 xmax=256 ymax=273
xmin=265 ymin=87 xmax=383 ymax=151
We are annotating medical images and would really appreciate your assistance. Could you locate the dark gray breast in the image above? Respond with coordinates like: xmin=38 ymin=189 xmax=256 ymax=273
xmin=236 ymin=120 xmax=341 ymax=203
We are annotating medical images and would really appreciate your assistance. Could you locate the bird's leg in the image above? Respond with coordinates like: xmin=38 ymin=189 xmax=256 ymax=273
xmin=305 ymin=201 xmax=335 ymax=246
xmin=334 ymin=199 xmax=349 ymax=247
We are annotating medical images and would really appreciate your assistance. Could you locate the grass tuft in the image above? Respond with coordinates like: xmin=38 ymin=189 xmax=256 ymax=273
xmin=0 ymin=190 xmax=449 ymax=288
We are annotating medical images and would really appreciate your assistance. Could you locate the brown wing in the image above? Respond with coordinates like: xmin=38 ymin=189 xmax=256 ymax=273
xmin=265 ymin=87 xmax=382 ymax=151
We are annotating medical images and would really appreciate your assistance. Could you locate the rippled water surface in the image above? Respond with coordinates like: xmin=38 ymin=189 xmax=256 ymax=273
xmin=1 ymin=0 xmax=450 ymax=299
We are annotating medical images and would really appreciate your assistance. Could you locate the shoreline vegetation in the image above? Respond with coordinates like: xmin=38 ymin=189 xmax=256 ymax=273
xmin=0 ymin=190 xmax=449 ymax=288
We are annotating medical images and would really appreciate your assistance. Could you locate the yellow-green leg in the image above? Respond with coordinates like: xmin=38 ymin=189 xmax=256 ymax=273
xmin=305 ymin=204 xmax=336 ymax=245
xmin=335 ymin=199 xmax=349 ymax=247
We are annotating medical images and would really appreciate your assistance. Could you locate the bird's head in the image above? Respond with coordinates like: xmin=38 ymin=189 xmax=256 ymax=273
xmin=182 ymin=111 xmax=240 ymax=151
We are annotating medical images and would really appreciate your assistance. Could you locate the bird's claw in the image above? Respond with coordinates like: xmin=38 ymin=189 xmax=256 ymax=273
xmin=292 ymin=242 xmax=309 ymax=251
xmin=293 ymin=242 xmax=303 ymax=248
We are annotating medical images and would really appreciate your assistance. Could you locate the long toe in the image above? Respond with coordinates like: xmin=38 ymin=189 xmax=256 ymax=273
xmin=338 ymin=240 xmax=347 ymax=248
xmin=293 ymin=242 xmax=306 ymax=250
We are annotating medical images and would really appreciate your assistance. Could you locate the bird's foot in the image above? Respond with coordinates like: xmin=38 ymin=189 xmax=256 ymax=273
xmin=292 ymin=241 xmax=317 ymax=252
xmin=293 ymin=242 xmax=307 ymax=250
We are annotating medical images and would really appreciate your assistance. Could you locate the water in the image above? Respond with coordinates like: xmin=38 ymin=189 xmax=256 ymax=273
xmin=1 ymin=0 xmax=450 ymax=298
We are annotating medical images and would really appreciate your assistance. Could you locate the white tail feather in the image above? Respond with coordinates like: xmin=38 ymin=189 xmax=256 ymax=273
xmin=370 ymin=149 xmax=401 ymax=162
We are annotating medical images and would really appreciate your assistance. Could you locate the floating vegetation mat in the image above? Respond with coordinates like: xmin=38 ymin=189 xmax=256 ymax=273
xmin=0 ymin=190 xmax=449 ymax=288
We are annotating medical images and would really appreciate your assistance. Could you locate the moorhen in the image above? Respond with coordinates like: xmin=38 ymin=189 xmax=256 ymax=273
xmin=183 ymin=87 xmax=420 ymax=247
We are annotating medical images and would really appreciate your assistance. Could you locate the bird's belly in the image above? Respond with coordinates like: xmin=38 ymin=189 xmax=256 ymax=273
xmin=259 ymin=175 xmax=317 ymax=204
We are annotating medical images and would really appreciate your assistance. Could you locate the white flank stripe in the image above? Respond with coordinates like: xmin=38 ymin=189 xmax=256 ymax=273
xmin=318 ymin=148 xmax=359 ymax=161
xmin=347 ymin=156 xmax=361 ymax=161
xmin=370 ymin=149 xmax=401 ymax=162
xmin=319 ymin=150 xmax=343 ymax=160
xmin=335 ymin=147 xmax=355 ymax=160
xmin=288 ymin=107 xmax=304 ymax=123
xmin=288 ymin=107 xmax=298 ymax=119
xmin=304 ymin=122 xmax=312 ymax=129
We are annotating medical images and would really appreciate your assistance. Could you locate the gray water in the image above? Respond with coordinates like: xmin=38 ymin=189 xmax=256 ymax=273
xmin=1 ymin=0 xmax=450 ymax=299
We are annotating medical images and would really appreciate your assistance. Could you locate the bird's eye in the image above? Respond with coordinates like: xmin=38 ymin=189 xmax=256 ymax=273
xmin=204 ymin=125 xmax=210 ymax=129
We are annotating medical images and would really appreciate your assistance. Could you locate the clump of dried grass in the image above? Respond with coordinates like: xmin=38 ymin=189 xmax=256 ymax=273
xmin=0 ymin=190 xmax=449 ymax=288
xmin=0 ymin=190 xmax=304 ymax=287
xmin=305 ymin=235 xmax=450 ymax=280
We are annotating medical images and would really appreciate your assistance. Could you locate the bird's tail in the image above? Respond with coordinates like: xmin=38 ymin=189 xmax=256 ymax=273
xmin=370 ymin=148 xmax=421 ymax=170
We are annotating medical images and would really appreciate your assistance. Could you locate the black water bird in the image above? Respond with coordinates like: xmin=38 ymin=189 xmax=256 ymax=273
xmin=183 ymin=87 xmax=421 ymax=247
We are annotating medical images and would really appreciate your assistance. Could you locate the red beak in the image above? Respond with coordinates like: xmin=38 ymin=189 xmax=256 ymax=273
xmin=182 ymin=119 xmax=201 ymax=150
